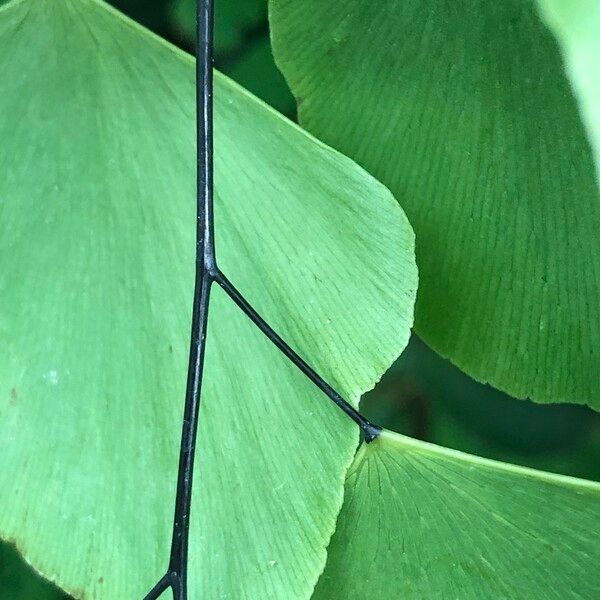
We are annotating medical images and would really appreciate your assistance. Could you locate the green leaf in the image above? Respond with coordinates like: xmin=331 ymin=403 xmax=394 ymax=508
xmin=0 ymin=0 xmax=417 ymax=597
xmin=537 ymin=0 xmax=600 ymax=181
xmin=315 ymin=430 xmax=600 ymax=599
xmin=270 ymin=0 xmax=600 ymax=406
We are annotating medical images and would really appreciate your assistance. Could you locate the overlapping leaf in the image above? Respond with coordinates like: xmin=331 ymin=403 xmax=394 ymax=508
xmin=270 ymin=0 xmax=600 ymax=406
xmin=4 ymin=2 xmax=598 ymax=599
xmin=0 ymin=0 xmax=417 ymax=597
xmin=315 ymin=430 xmax=600 ymax=599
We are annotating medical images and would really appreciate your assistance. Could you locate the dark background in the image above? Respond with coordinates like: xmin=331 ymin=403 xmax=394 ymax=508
xmin=2 ymin=0 xmax=599 ymax=597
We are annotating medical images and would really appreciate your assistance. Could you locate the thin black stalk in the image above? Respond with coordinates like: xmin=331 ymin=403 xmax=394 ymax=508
xmin=166 ymin=0 xmax=215 ymax=591
xmin=144 ymin=0 xmax=380 ymax=595
xmin=214 ymin=270 xmax=381 ymax=443
xmin=143 ymin=0 xmax=214 ymax=598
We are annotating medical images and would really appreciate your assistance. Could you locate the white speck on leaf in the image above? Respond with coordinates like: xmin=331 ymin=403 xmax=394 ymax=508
xmin=45 ymin=370 xmax=59 ymax=385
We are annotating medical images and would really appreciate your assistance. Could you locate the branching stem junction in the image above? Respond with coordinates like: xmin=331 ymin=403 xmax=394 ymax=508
xmin=143 ymin=1 xmax=380 ymax=597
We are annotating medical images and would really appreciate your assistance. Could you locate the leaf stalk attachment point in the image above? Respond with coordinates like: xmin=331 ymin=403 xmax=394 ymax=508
xmin=214 ymin=270 xmax=381 ymax=443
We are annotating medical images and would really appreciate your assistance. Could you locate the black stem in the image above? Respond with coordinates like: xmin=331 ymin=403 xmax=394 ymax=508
xmin=143 ymin=0 xmax=214 ymax=598
xmin=143 ymin=573 xmax=171 ymax=600
xmin=143 ymin=0 xmax=380 ymax=596
xmin=166 ymin=0 xmax=215 ymax=592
